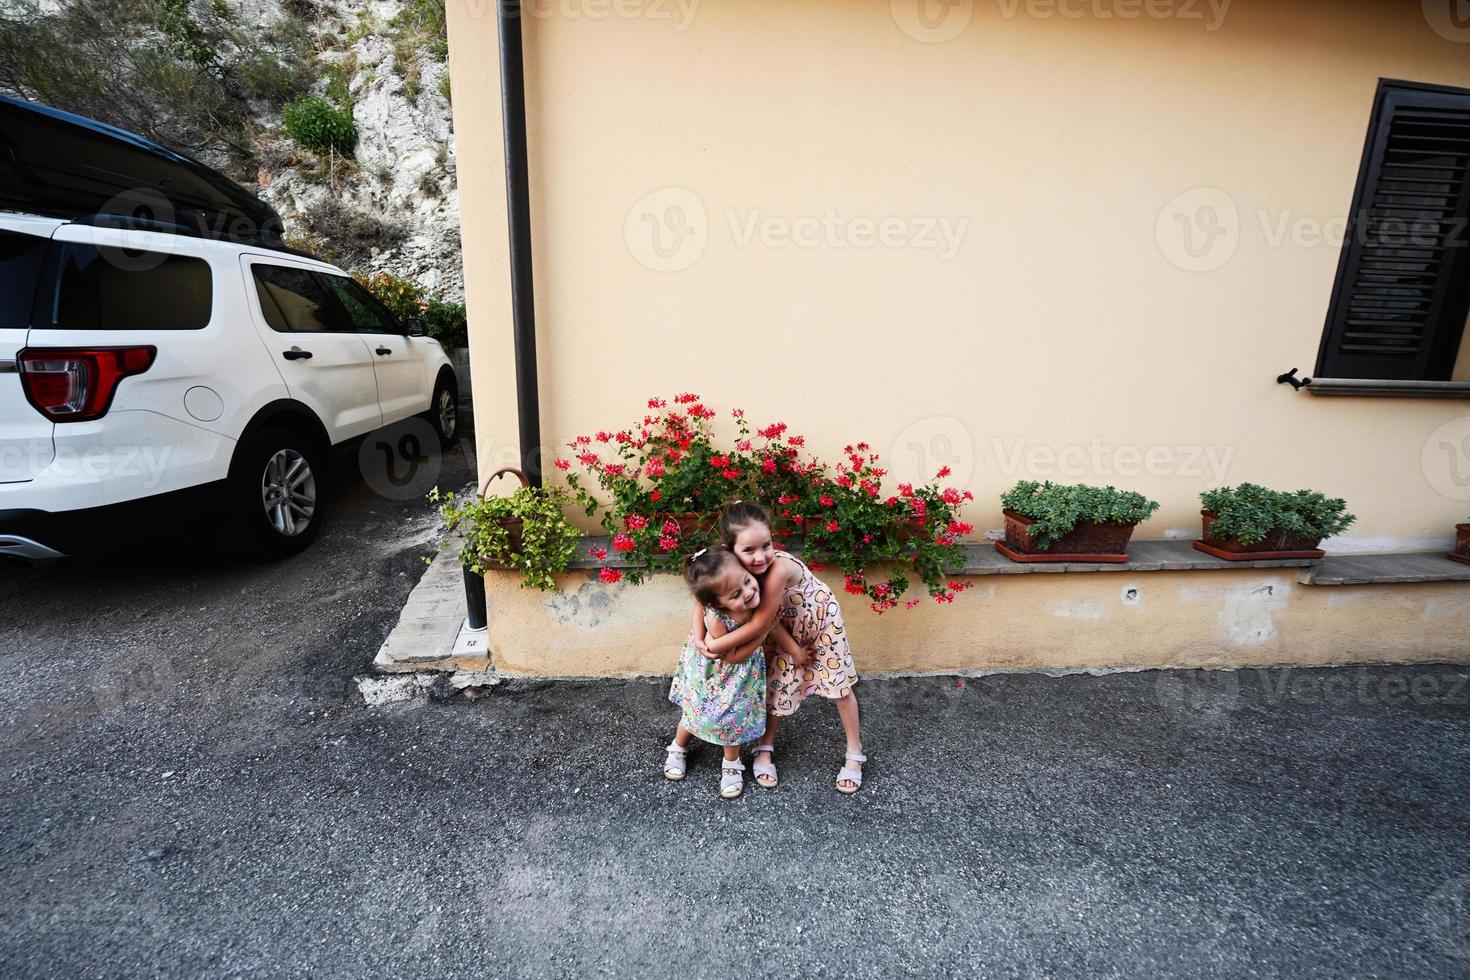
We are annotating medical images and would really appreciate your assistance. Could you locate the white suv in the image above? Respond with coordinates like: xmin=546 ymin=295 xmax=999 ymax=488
xmin=0 ymin=211 xmax=458 ymax=560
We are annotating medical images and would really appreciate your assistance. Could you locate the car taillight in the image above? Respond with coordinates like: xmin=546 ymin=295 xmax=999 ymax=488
xmin=16 ymin=347 xmax=157 ymax=422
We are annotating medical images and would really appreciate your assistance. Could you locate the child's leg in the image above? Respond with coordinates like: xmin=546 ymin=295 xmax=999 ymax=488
xmin=719 ymin=743 xmax=745 ymax=798
xmin=664 ymin=722 xmax=695 ymax=780
xmin=752 ymin=713 xmax=782 ymax=788
xmin=833 ymin=691 xmax=863 ymax=791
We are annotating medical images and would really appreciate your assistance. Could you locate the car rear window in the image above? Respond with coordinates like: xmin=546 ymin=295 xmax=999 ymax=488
xmin=0 ymin=230 xmax=50 ymax=330
xmin=42 ymin=243 xmax=212 ymax=331
xmin=252 ymin=264 xmax=341 ymax=333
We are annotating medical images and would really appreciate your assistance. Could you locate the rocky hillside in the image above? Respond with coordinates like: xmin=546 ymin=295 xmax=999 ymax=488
xmin=0 ymin=0 xmax=463 ymax=300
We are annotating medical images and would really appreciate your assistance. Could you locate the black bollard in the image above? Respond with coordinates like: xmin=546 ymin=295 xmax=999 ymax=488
xmin=462 ymin=564 xmax=488 ymax=631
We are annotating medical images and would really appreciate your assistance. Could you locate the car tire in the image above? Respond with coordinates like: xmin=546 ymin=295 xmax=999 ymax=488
xmin=424 ymin=372 xmax=459 ymax=448
xmin=228 ymin=425 xmax=325 ymax=559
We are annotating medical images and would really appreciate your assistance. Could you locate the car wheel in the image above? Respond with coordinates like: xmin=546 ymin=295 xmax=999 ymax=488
xmin=425 ymin=373 xmax=459 ymax=448
xmin=229 ymin=425 xmax=324 ymax=558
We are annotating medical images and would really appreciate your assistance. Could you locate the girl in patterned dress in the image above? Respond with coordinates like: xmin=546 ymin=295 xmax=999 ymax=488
xmin=693 ymin=502 xmax=866 ymax=794
xmin=665 ymin=545 xmax=807 ymax=799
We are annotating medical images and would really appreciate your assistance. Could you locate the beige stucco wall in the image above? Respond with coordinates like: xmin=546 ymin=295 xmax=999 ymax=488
xmin=447 ymin=0 xmax=1470 ymax=553
xmin=485 ymin=566 xmax=1470 ymax=677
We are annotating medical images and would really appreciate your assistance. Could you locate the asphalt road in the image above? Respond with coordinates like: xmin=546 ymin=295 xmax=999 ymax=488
xmin=2 ymin=430 xmax=1469 ymax=978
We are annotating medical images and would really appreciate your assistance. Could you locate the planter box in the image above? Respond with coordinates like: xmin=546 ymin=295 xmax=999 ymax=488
xmin=994 ymin=509 xmax=1136 ymax=563
xmin=1449 ymin=523 xmax=1470 ymax=566
xmin=1192 ymin=510 xmax=1325 ymax=561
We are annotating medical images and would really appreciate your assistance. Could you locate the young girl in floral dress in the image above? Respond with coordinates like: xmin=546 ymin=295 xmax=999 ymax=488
xmin=693 ymin=502 xmax=866 ymax=794
xmin=665 ymin=545 xmax=806 ymax=799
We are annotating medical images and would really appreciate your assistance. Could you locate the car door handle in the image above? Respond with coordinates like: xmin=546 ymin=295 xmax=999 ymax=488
xmin=375 ymin=347 xmax=393 ymax=356
xmin=282 ymin=347 xmax=313 ymax=361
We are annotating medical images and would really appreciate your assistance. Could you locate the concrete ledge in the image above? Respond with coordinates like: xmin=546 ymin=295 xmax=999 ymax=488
xmin=374 ymin=545 xmax=494 ymax=675
xmin=1300 ymin=551 xmax=1470 ymax=586
xmin=566 ymin=537 xmax=1318 ymax=574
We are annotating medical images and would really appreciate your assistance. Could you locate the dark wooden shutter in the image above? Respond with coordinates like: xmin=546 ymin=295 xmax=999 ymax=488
xmin=1316 ymin=80 xmax=1470 ymax=381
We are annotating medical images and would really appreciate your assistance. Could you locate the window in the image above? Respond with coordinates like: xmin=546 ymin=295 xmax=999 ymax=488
xmin=1315 ymin=80 xmax=1470 ymax=382
xmin=322 ymin=274 xmax=404 ymax=334
xmin=0 ymin=230 xmax=49 ymax=330
xmin=44 ymin=243 xmax=212 ymax=331
xmin=252 ymin=264 xmax=342 ymax=333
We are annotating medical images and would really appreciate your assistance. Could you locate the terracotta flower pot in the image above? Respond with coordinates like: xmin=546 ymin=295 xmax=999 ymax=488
xmin=1448 ymin=523 xmax=1470 ymax=566
xmin=994 ymin=509 xmax=1136 ymax=563
xmin=479 ymin=466 xmax=530 ymax=553
xmin=1192 ymin=510 xmax=1325 ymax=561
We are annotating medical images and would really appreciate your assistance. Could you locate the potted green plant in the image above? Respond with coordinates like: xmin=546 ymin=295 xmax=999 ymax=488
xmin=997 ymin=481 xmax=1160 ymax=563
xmin=430 ymin=468 xmax=590 ymax=594
xmin=1194 ymin=484 xmax=1355 ymax=561
xmin=1448 ymin=519 xmax=1470 ymax=566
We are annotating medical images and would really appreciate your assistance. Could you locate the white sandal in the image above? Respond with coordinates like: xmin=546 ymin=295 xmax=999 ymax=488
xmin=752 ymin=743 xmax=778 ymax=788
xmin=720 ymin=759 xmax=745 ymax=799
xmin=835 ymin=751 xmax=866 ymax=795
xmin=664 ymin=742 xmax=689 ymax=781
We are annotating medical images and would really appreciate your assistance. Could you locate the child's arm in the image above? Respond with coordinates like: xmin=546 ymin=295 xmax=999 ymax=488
xmin=689 ymin=600 xmax=714 ymax=656
xmin=707 ymin=614 xmax=765 ymax=666
xmin=702 ymin=560 xmax=796 ymax=657
xmin=768 ymin=621 xmax=808 ymax=669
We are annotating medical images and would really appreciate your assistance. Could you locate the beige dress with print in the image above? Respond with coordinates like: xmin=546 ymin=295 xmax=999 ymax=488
xmin=765 ymin=551 xmax=858 ymax=716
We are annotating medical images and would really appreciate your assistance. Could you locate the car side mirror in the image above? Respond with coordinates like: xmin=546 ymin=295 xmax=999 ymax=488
xmin=405 ymin=318 xmax=426 ymax=337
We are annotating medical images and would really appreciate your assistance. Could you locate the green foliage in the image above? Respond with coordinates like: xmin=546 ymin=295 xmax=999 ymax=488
xmin=0 ymin=0 xmax=258 ymax=174
xmin=421 ymin=298 xmax=468 ymax=349
xmin=391 ymin=0 xmax=448 ymax=61
xmin=1200 ymin=483 xmax=1355 ymax=546
xmin=438 ymin=72 xmax=451 ymax=104
xmin=318 ymin=58 xmax=355 ymax=107
xmin=356 ymin=273 xmax=467 ymax=348
xmin=1000 ymin=481 xmax=1160 ymax=550
xmin=283 ymin=95 xmax=357 ymax=155
xmin=431 ymin=483 xmax=591 ymax=592
xmin=357 ymin=271 xmax=426 ymax=321
xmin=240 ymin=49 xmax=309 ymax=103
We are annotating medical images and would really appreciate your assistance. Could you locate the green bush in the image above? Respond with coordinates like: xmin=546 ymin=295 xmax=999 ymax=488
xmin=357 ymin=271 xmax=426 ymax=322
xmin=283 ymin=95 xmax=357 ymax=156
xmin=421 ymin=298 xmax=467 ymax=349
xmin=1000 ymin=480 xmax=1160 ymax=550
xmin=1200 ymin=484 xmax=1355 ymax=546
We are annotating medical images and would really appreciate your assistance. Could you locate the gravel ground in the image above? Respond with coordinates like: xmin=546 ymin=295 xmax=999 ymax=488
xmin=1 ymin=435 xmax=1468 ymax=978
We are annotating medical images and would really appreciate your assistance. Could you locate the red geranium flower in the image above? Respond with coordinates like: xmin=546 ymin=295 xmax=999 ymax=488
xmin=826 ymin=519 xmax=840 ymax=533
xmin=588 ymin=546 xmax=608 ymax=560
xmin=612 ymin=532 xmax=636 ymax=552
xmin=626 ymin=514 xmax=649 ymax=531
xmin=936 ymin=465 xmax=951 ymax=478
xmin=554 ymin=458 xmax=571 ymax=471
xmin=599 ymin=567 xmax=623 ymax=584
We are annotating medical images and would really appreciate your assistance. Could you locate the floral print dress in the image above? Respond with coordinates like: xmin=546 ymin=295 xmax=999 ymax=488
xmin=766 ymin=551 xmax=859 ymax=717
xmin=668 ymin=608 xmax=767 ymax=746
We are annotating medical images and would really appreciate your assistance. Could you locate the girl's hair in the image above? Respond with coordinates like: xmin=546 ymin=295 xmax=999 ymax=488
xmin=718 ymin=500 xmax=771 ymax=547
xmin=684 ymin=545 xmax=741 ymax=608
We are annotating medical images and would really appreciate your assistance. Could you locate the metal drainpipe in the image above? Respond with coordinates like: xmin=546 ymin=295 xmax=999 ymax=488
xmin=498 ymin=0 xmax=542 ymax=488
